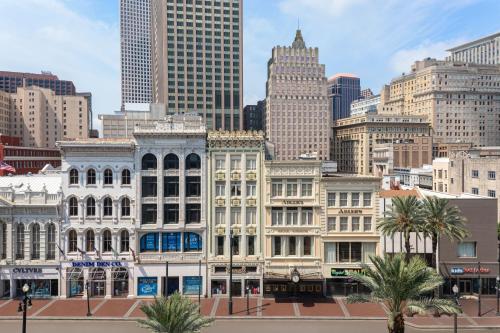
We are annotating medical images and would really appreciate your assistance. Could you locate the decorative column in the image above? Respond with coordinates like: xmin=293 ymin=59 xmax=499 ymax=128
xmin=179 ymin=151 xmax=186 ymax=225
xmin=40 ymin=224 xmax=46 ymax=261
xmin=105 ymin=268 xmax=112 ymax=299
xmin=157 ymin=152 xmax=164 ymax=227
xmin=24 ymin=224 xmax=30 ymax=261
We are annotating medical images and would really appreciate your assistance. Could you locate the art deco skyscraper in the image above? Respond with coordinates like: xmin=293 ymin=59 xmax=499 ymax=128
xmin=265 ymin=30 xmax=330 ymax=160
xmin=120 ymin=0 xmax=153 ymax=107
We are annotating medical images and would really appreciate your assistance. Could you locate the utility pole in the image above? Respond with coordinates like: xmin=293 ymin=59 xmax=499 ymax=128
xmin=228 ymin=230 xmax=233 ymax=315
xmin=165 ymin=260 xmax=169 ymax=298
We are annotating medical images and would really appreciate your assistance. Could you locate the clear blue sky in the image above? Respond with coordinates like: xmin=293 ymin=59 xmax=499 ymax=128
xmin=0 ymin=0 xmax=499 ymax=131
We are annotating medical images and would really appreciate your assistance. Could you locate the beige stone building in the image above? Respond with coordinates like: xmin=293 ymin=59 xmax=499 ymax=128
xmin=321 ymin=174 xmax=381 ymax=295
xmin=265 ymin=30 xmax=330 ymax=160
xmin=331 ymin=113 xmax=431 ymax=175
xmin=263 ymin=160 xmax=323 ymax=296
xmin=378 ymin=58 xmax=500 ymax=146
xmin=432 ymin=157 xmax=451 ymax=193
xmin=10 ymin=86 xmax=90 ymax=148
xmin=0 ymin=91 xmax=10 ymax=135
xmin=432 ymin=142 xmax=473 ymax=158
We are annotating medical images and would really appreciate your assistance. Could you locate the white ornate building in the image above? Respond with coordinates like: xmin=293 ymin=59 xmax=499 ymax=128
xmin=58 ymin=139 xmax=136 ymax=298
xmin=0 ymin=174 xmax=62 ymax=298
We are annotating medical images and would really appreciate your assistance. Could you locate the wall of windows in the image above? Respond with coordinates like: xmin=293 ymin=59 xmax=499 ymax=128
xmin=271 ymin=236 xmax=314 ymax=257
xmin=140 ymin=232 xmax=202 ymax=253
xmin=324 ymin=242 xmax=376 ymax=264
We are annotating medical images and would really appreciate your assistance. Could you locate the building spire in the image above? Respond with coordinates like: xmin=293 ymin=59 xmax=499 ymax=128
xmin=292 ymin=28 xmax=306 ymax=49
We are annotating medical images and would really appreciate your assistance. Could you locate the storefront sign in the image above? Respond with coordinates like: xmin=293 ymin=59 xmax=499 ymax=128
xmin=12 ymin=268 xmax=43 ymax=274
xmin=339 ymin=209 xmax=363 ymax=214
xmin=331 ymin=268 xmax=364 ymax=277
xmin=283 ymin=200 xmax=304 ymax=205
xmin=138 ymin=277 xmax=157 ymax=296
xmin=183 ymin=276 xmax=202 ymax=295
xmin=71 ymin=261 xmax=124 ymax=268
xmin=451 ymin=267 xmax=490 ymax=275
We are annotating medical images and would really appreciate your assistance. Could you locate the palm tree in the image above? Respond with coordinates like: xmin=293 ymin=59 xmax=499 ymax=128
xmin=347 ymin=254 xmax=461 ymax=333
xmin=377 ymin=195 xmax=425 ymax=262
xmin=137 ymin=292 xmax=213 ymax=333
xmin=421 ymin=196 xmax=468 ymax=270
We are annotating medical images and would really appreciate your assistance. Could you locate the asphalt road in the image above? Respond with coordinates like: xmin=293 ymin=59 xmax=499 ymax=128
xmin=0 ymin=319 xmax=497 ymax=333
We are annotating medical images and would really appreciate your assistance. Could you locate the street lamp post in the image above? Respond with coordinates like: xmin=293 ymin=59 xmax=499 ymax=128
xmin=85 ymin=281 xmax=92 ymax=317
xmin=497 ymin=242 xmax=500 ymax=316
xmin=198 ymin=259 xmax=202 ymax=313
xmin=228 ymin=230 xmax=233 ymax=315
xmin=246 ymin=285 xmax=250 ymax=315
xmin=17 ymin=284 xmax=31 ymax=333
xmin=165 ymin=260 xmax=169 ymax=299
xmin=452 ymin=284 xmax=460 ymax=333
xmin=478 ymin=261 xmax=481 ymax=317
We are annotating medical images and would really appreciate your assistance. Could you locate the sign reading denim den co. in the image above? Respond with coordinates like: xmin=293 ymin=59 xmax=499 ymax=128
xmin=71 ymin=261 xmax=125 ymax=268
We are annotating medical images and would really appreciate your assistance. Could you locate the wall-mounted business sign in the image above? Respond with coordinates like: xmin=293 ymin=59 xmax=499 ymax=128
xmin=283 ymin=200 xmax=304 ymax=205
xmin=451 ymin=267 xmax=490 ymax=275
xmin=12 ymin=268 xmax=43 ymax=274
xmin=138 ymin=277 xmax=157 ymax=296
xmin=338 ymin=209 xmax=363 ymax=214
xmin=331 ymin=268 xmax=364 ymax=277
xmin=71 ymin=261 xmax=125 ymax=268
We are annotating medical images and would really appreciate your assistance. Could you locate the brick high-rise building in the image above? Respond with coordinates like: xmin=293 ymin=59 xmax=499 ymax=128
xmin=0 ymin=71 xmax=75 ymax=96
xmin=265 ymin=30 xmax=330 ymax=160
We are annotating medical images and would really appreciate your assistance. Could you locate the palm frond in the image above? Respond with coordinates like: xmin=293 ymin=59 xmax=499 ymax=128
xmin=406 ymin=297 xmax=461 ymax=316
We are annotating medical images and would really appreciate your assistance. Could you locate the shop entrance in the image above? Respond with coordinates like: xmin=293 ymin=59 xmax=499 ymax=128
xmin=112 ymin=267 xmax=129 ymax=297
xmin=231 ymin=280 xmax=242 ymax=297
xmin=67 ymin=268 xmax=84 ymax=297
xmin=460 ymin=279 xmax=472 ymax=294
xmin=162 ymin=277 xmax=179 ymax=296
xmin=89 ymin=268 xmax=106 ymax=297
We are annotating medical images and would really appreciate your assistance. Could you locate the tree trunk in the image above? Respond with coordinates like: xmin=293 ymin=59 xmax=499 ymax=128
xmin=388 ymin=312 xmax=405 ymax=333
xmin=431 ymin=234 xmax=438 ymax=269
xmin=404 ymin=234 xmax=411 ymax=263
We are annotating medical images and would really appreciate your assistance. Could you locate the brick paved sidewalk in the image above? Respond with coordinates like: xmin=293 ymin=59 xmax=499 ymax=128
xmin=0 ymin=297 xmax=499 ymax=330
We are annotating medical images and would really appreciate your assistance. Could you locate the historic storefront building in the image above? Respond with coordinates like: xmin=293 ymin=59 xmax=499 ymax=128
xmin=58 ymin=139 xmax=136 ymax=298
xmin=133 ymin=115 xmax=207 ymax=297
xmin=0 ymin=174 xmax=62 ymax=298
xmin=321 ymin=174 xmax=381 ymax=296
xmin=206 ymin=131 xmax=265 ymax=296
xmin=263 ymin=160 xmax=323 ymax=297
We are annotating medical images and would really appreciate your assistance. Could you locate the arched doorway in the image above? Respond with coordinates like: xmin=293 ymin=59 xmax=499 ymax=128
xmin=89 ymin=268 xmax=106 ymax=297
xmin=67 ymin=267 xmax=84 ymax=297
xmin=112 ymin=267 xmax=129 ymax=297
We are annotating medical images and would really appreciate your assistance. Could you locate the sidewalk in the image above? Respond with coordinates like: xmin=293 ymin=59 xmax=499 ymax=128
xmin=1 ymin=297 xmax=499 ymax=330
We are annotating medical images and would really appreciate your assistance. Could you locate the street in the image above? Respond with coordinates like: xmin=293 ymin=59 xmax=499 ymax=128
xmin=0 ymin=319 xmax=498 ymax=333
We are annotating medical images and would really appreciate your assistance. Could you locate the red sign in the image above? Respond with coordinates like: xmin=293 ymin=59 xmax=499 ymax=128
xmin=462 ymin=267 xmax=490 ymax=274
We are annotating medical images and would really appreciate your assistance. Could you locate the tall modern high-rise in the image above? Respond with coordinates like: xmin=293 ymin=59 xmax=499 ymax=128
xmin=328 ymin=74 xmax=360 ymax=121
xmin=120 ymin=0 xmax=153 ymax=107
xmin=265 ymin=30 xmax=330 ymax=160
xmin=119 ymin=0 xmax=243 ymax=130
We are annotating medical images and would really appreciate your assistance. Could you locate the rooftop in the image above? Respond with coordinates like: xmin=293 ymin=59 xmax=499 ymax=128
xmin=0 ymin=174 xmax=61 ymax=195
xmin=447 ymin=32 xmax=500 ymax=52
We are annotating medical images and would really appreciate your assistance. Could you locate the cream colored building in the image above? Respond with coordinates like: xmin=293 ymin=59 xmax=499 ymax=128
xmin=378 ymin=58 xmax=500 ymax=147
xmin=332 ymin=113 xmax=431 ymax=175
xmin=207 ymin=130 xmax=265 ymax=296
xmin=11 ymin=86 xmax=90 ymax=148
xmin=0 ymin=91 xmax=10 ymax=135
xmin=265 ymin=30 xmax=330 ymax=160
xmin=446 ymin=32 xmax=500 ymax=65
xmin=263 ymin=160 xmax=323 ymax=296
xmin=321 ymin=174 xmax=381 ymax=295
xmin=432 ymin=157 xmax=451 ymax=193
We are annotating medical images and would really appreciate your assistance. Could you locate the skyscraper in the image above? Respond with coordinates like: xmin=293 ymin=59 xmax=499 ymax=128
xmin=119 ymin=0 xmax=243 ymax=130
xmin=328 ymin=74 xmax=360 ymax=121
xmin=120 ymin=0 xmax=153 ymax=107
xmin=265 ymin=30 xmax=330 ymax=160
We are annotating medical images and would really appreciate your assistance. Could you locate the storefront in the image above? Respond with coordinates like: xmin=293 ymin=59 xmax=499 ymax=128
xmin=441 ymin=263 xmax=498 ymax=296
xmin=325 ymin=268 xmax=370 ymax=296
xmin=209 ymin=263 xmax=262 ymax=297
xmin=61 ymin=260 xmax=134 ymax=299
xmin=263 ymin=270 xmax=324 ymax=298
xmin=135 ymin=262 xmax=206 ymax=298
xmin=0 ymin=266 xmax=60 ymax=298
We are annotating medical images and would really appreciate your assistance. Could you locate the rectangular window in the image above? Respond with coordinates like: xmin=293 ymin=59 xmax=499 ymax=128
xmin=339 ymin=242 xmax=350 ymax=262
xmin=142 ymin=204 xmax=157 ymax=224
xmin=142 ymin=176 xmax=157 ymax=197
xmin=301 ymin=208 xmax=313 ymax=225
xmin=457 ymin=242 xmax=476 ymax=257
xmin=230 ymin=157 xmax=241 ymax=170
xmin=215 ymin=182 xmax=225 ymax=197
xmin=472 ymin=187 xmax=479 ymax=195
xmin=288 ymin=236 xmax=296 ymax=255
xmin=246 ymin=182 xmax=256 ymax=196
xmin=286 ymin=208 xmax=298 ymax=225
xmin=351 ymin=193 xmax=360 ymax=207
xmin=164 ymin=204 xmax=179 ymax=224
xmin=488 ymin=190 xmax=496 ymax=198
xmin=162 ymin=232 xmax=181 ymax=252
xmin=301 ymin=180 xmax=312 ymax=197
xmin=246 ymin=207 xmax=256 ymax=225
xmin=273 ymin=237 xmax=281 ymax=256
xmin=164 ymin=177 xmax=179 ymax=197
xmin=186 ymin=204 xmax=201 ymax=223
xmin=324 ymin=242 xmax=336 ymax=263
xmin=472 ymin=170 xmax=479 ymax=178
xmin=230 ymin=182 xmax=241 ymax=196
xmin=340 ymin=217 xmax=348 ymax=231
xmin=230 ymin=208 xmax=241 ymax=225
xmin=231 ymin=236 xmax=240 ymax=255
xmin=363 ymin=216 xmax=372 ymax=231
xmin=246 ymin=158 xmax=256 ymax=170
xmin=351 ymin=217 xmax=360 ymax=231
xmin=286 ymin=181 xmax=298 ymax=197
xmin=272 ymin=208 xmax=283 ymax=225
xmin=271 ymin=181 xmax=283 ymax=197
xmin=363 ymin=192 xmax=372 ymax=207
xmin=351 ymin=242 xmax=362 ymax=262
xmin=215 ymin=207 xmax=225 ymax=225
xmin=488 ymin=171 xmax=496 ymax=180
xmin=327 ymin=193 xmax=336 ymax=207
xmin=327 ymin=217 xmax=336 ymax=231
xmin=247 ymin=235 xmax=255 ymax=255
xmin=340 ymin=192 xmax=348 ymax=207
xmin=362 ymin=242 xmax=376 ymax=263
xmin=186 ymin=176 xmax=200 ymax=197
xmin=216 ymin=236 xmax=224 ymax=256
xmin=216 ymin=158 xmax=225 ymax=170
xmin=303 ymin=236 xmax=312 ymax=256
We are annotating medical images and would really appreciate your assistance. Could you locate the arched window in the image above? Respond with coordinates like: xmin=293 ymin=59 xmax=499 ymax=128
xmin=86 ymin=197 xmax=96 ymax=217
xmin=69 ymin=169 xmax=79 ymax=185
xmin=142 ymin=153 xmax=157 ymax=170
xmin=31 ymin=223 xmax=40 ymax=259
xmin=87 ymin=169 xmax=96 ymax=185
xmin=46 ymin=223 xmax=56 ymax=260
xmin=121 ymin=197 xmax=131 ymax=217
xmin=121 ymin=169 xmax=131 ymax=185
xmin=0 ymin=222 xmax=6 ymax=260
xmin=164 ymin=154 xmax=179 ymax=170
xmin=139 ymin=233 xmax=159 ymax=252
xmin=86 ymin=229 xmax=95 ymax=252
xmin=68 ymin=230 xmax=78 ymax=253
xmin=102 ymin=230 xmax=112 ymax=252
xmin=104 ymin=169 xmax=113 ymax=185
xmin=120 ymin=230 xmax=130 ymax=252
xmin=103 ymin=198 xmax=113 ymax=217
xmin=15 ymin=224 xmax=25 ymax=259
xmin=185 ymin=153 xmax=201 ymax=170
xmin=69 ymin=197 xmax=78 ymax=216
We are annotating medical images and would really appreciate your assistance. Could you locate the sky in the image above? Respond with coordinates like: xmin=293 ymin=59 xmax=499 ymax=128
xmin=0 ymin=0 xmax=499 ymax=133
